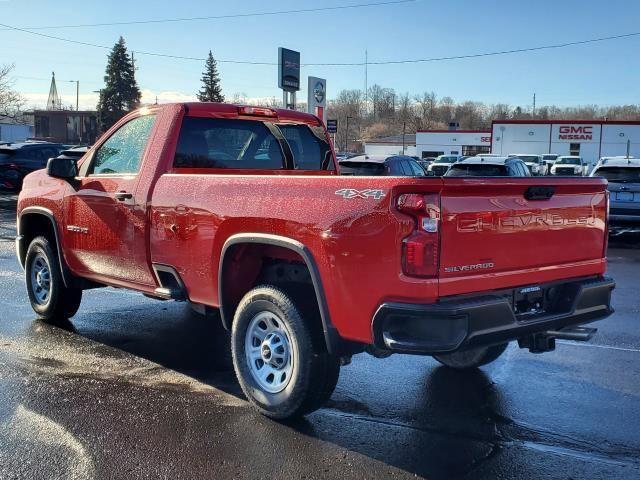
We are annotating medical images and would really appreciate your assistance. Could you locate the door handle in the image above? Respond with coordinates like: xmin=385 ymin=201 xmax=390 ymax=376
xmin=115 ymin=191 xmax=133 ymax=201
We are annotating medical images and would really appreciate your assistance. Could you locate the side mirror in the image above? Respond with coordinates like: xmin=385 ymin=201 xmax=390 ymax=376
xmin=46 ymin=156 xmax=78 ymax=180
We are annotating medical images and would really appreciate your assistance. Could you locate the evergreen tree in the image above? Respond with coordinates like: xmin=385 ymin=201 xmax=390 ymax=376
xmin=197 ymin=51 xmax=224 ymax=103
xmin=97 ymin=37 xmax=141 ymax=131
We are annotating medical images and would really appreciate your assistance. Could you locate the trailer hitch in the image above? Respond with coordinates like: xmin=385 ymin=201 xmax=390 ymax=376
xmin=518 ymin=326 xmax=597 ymax=353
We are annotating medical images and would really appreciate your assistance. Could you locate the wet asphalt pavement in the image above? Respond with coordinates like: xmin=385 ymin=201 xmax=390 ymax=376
xmin=0 ymin=193 xmax=639 ymax=479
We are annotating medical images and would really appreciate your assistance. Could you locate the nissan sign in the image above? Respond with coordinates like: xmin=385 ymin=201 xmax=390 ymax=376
xmin=278 ymin=47 xmax=300 ymax=92
xmin=307 ymin=76 xmax=327 ymax=116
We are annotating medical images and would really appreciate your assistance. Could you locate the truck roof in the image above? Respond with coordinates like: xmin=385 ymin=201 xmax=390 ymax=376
xmin=182 ymin=102 xmax=322 ymax=124
xmin=460 ymin=156 xmax=512 ymax=165
xmin=339 ymin=155 xmax=389 ymax=164
xmin=597 ymin=158 xmax=640 ymax=168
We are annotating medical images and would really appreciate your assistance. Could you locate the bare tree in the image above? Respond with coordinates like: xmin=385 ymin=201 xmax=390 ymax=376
xmin=321 ymin=80 xmax=640 ymax=152
xmin=0 ymin=64 xmax=25 ymax=122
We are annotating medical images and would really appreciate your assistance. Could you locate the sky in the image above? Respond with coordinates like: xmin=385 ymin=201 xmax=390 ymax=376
xmin=1 ymin=0 xmax=640 ymax=111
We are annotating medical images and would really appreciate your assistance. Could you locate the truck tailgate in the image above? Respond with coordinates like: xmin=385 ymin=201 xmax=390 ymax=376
xmin=438 ymin=177 xmax=608 ymax=296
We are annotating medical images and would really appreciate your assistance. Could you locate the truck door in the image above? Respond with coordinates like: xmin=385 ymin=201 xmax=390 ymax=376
xmin=63 ymin=113 xmax=157 ymax=286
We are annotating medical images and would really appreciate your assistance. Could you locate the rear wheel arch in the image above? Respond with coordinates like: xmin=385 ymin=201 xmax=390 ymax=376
xmin=218 ymin=233 xmax=341 ymax=354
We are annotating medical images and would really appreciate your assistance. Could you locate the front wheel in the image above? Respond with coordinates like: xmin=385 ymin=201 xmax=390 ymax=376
xmin=231 ymin=285 xmax=340 ymax=419
xmin=433 ymin=343 xmax=509 ymax=370
xmin=25 ymin=236 xmax=82 ymax=323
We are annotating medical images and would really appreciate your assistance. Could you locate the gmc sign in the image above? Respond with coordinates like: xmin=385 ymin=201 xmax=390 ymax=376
xmin=559 ymin=125 xmax=593 ymax=141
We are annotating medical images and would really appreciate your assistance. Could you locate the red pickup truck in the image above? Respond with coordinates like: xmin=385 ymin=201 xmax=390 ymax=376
xmin=16 ymin=103 xmax=614 ymax=419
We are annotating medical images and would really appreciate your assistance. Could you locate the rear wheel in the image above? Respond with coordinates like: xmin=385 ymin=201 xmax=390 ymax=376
xmin=231 ymin=285 xmax=340 ymax=419
xmin=25 ymin=236 xmax=82 ymax=323
xmin=433 ymin=343 xmax=509 ymax=370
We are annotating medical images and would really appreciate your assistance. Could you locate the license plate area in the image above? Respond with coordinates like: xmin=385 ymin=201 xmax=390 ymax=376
xmin=513 ymin=286 xmax=545 ymax=319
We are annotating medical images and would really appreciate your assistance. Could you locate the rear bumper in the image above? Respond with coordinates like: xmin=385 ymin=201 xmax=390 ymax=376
xmin=372 ymin=276 xmax=615 ymax=355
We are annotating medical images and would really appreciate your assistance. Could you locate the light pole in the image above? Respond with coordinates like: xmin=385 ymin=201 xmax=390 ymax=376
xmin=402 ymin=121 xmax=406 ymax=155
xmin=345 ymin=115 xmax=353 ymax=152
xmin=68 ymin=80 xmax=79 ymax=111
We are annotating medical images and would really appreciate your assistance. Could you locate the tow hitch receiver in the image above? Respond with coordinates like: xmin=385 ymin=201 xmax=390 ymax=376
xmin=518 ymin=326 xmax=597 ymax=353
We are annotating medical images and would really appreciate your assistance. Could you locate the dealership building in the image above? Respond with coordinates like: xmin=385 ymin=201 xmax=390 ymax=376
xmin=416 ymin=129 xmax=491 ymax=158
xmin=491 ymin=120 xmax=640 ymax=168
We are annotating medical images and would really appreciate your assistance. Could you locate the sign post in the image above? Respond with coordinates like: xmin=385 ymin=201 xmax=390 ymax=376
xmin=278 ymin=47 xmax=300 ymax=110
xmin=307 ymin=76 xmax=327 ymax=124
xmin=326 ymin=119 xmax=338 ymax=149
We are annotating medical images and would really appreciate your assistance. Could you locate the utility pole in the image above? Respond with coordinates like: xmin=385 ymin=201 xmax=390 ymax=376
xmin=364 ymin=49 xmax=368 ymax=116
xmin=532 ymin=93 xmax=536 ymax=117
xmin=345 ymin=116 xmax=354 ymax=153
xmin=75 ymin=80 xmax=79 ymax=111
xmin=402 ymin=121 xmax=406 ymax=155
xmin=131 ymin=51 xmax=136 ymax=79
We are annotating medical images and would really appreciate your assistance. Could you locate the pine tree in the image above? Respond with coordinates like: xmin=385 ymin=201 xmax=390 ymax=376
xmin=197 ymin=51 xmax=224 ymax=103
xmin=97 ymin=37 xmax=141 ymax=131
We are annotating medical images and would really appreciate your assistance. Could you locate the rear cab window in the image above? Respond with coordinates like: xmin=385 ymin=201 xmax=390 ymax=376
xmin=593 ymin=167 xmax=640 ymax=183
xmin=446 ymin=164 xmax=508 ymax=176
xmin=174 ymin=116 xmax=335 ymax=172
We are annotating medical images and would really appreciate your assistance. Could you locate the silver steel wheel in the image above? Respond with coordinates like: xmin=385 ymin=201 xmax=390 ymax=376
xmin=30 ymin=253 xmax=51 ymax=305
xmin=245 ymin=311 xmax=294 ymax=394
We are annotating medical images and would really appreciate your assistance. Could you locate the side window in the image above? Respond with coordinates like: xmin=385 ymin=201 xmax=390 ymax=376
xmin=408 ymin=160 xmax=425 ymax=176
xmin=174 ymin=117 xmax=284 ymax=170
xmin=387 ymin=158 xmax=403 ymax=175
xmin=90 ymin=115 xmax=156 ymax=175
xmin=277 ymin=124 xmax=334 ymax=170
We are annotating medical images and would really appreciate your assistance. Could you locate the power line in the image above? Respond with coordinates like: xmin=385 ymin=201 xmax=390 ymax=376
xmin=0 ymin=0 xmax=416 ymax=31
xmin=2 ymin=19 xmax=640 ymax=67
xmin=361 ymin=31 xmax=640 ymax=65
xmin=14 ymin=74 xmax=99 ymax=84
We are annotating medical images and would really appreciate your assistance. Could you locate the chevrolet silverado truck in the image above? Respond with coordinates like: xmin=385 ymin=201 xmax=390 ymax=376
xmin=16 ymin=103 xmax=615 ymax=419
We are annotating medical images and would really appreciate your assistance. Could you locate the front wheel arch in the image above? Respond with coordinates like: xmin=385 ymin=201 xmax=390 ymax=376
xmin=18 ymin=208 xmax=71 ymax=287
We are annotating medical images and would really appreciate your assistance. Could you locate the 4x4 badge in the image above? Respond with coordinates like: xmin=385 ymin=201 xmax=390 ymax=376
xmin=335 ymin=188 xmax=386 ymax=200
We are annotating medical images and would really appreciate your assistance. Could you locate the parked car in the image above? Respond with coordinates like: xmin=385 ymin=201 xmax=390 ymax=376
xmin=542 ymin=154 xmax=560 ymax=174
xmin=427 ymin=155 xmax=463 ymax=176
xmin=16 ymin=102 xmax=614 ymax=419
xmin=445 ymin=156 xmax=531 ymax=177
xmin=591 ymin=158 xmax=640 ymax=234
xmin=508 ymin=154 xmax=545 ymax=175
xmin=339 ymin=154 xmax=425 ymax=176
xmin=56 ymin=145 xmax=90 ymax=160
xmin=335 ymin=151 xmax=357 ymax=161
xmin=0 ymin=141 xmax=64 ymax=191
xmin=550 ymin=156 xmax=587 ymax=176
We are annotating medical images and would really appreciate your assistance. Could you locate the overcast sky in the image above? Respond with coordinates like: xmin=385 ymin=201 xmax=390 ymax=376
xmin=2 ymin=0 xmax=640 ymax=110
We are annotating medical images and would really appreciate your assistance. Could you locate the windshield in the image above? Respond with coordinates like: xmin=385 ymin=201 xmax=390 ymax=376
xmin=557 ymin=157 xmax=581 ymax=165
xmin=518 ymin=156 xmax=540 ymax=163
xmin=445 ymin=164 xmax=507 ymax=177
xmin=593 ymin=167 xmax=640 ymax=183
xmin=543 ymin=155 xmax=558 ymax=161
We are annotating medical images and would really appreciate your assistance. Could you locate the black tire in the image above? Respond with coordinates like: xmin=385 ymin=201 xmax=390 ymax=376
xmin=25 ymin=236 xmax=82 ymax=323
xmin=231 ymin=284 xmax=340 ymax=419
xmin=433 ymin=343 xmax=509 ymax=370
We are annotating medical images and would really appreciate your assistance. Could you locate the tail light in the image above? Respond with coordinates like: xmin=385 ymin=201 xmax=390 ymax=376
xmin=603 ymin=190 xmax=610 ymax=256
xmin=397 ymin=193 xmax=440 ymax=278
